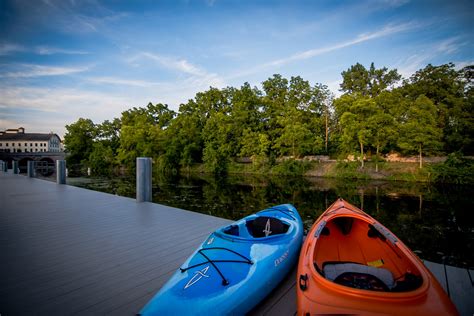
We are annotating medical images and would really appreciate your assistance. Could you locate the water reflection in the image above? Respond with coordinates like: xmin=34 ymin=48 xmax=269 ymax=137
xmin=69 ymin=174 xmax=473 ymax=267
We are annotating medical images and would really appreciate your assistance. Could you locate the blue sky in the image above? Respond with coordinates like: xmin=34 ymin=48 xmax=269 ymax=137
xmin=0 ymin=0 xmax=472 ymax=137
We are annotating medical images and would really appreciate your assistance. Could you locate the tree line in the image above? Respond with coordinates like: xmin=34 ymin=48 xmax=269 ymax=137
xmin=64 ymin=62 xmax=473 ymax=176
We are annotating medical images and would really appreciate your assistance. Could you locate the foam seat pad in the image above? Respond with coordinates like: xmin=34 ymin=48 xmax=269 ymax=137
xmin=323 ymin=262 xmax=395 ymax=289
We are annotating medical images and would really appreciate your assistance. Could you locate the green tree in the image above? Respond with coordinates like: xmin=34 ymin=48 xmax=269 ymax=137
xmin=116 ymin=102 xmax=175 ymax=170
xmin=239 ymin=129 xmax=270 ymax=167
xmin=96 ymin=118 xmax=121 ymax=151
xmin=261 ymin=74 xmax=289 ymax=156
xmin=340 ymin=62 xmax=401 ymax=97
xmin=261 ymin=75 xmax=329 ymax=158
xmin=368 ymin=111 xmax=397 ymax=172
xmin=403 ymin=63 xmax=473 ymax=153
xmin=163 ymin=108 xmax=203 ymax=172
xmin=64 ymin=118 xmax=97 ymax=165
xmin=274 ymin=108 xmax=314 ymax=157
xmin=202 ymin=112 xmax=234 ymax=175
xmin=88 ymin=142 xmax=114 ymax=176
xmin=398 ymin=95 xmax=443 ymax=168
xmin=228 ymin=83 xmax=263 ymax=157
xmin=339 ymin=97 xmax=378 ymax=168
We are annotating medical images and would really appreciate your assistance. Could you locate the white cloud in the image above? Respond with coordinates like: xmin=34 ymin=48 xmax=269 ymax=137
xmin=454 ymin=60 xmax=474 ymax=70
xmin=434 ymin=36 xmax=465 ymax=55
xmin=0 ymin=43 xmax=89 ymax=56
xmin=397 ymin=53 xmax=430 ymax=78
xmin=0 ymin=43 xmax=26 ymax=56
xmin=0 ymin=86 xmax=138 ymax=136
xmin=228 ymin=22 xmax=420 ymax=80
xmin=0 ymin=74 xmax=227 ymax=138
xmin=124 ymin=52 xmax=226 ymax=97
xmin=131 ymin=52 xmax=207 ymax=77
xmin=326 ymin=80 xmax=343 ymax=97
xmin=271 ymin=22 xmax=418 ymax=66
xmin=39 ymin=0 xmax=129 ymax=35
xmin=206 ymin=0 xmax=217 ymax=7
xmin=0 ymin=118 xmax=22 ymax=130
xmin=0 ymin=64 xmax=90 ymax=78
xmin=0 ymin=86 xmax=132 ymax=117
xmin=377 ymin=0 xmax=410 ymax=8
xmin=35 ymin=46 xmax=89 ymax=55
xmin=396 ymin=36 xmax=469 ymax=78
xmin=88 ymin=76 xmax=163 ymax=87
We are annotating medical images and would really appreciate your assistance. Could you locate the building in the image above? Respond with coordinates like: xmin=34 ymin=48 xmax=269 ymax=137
xmin=0 ymin=127 xmax=62 ymax=153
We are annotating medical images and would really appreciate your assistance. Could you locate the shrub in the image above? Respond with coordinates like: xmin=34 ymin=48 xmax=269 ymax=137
xmin=271 ymin=159 xmax=311 ymax=176
xmin=431 ymin=152 xmax=474 ymax=184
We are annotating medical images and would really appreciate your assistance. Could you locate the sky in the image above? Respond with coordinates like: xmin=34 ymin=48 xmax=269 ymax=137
xmin=0 ymin=0 xmax=473 ymax=138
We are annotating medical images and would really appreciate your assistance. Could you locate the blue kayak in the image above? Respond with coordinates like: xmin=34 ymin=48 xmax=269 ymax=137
xmin=139 ymin=204 xmax=304 ymax=315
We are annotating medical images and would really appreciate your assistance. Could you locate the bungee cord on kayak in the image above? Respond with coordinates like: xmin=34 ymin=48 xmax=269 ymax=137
xmin=179 ymin=247 xmax=253 ymax=286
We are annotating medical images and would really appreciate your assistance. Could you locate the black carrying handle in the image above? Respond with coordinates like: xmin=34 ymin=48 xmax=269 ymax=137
xmin=299 ymin=274 xmax=308 ymax=291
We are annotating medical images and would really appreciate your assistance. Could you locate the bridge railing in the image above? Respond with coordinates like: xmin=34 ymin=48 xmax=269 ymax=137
xmin=23 ymin=160 xmax=56 ymax=180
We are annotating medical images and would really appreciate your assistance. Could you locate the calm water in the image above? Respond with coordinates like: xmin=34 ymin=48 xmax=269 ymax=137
xmin=68 ymin=174 xmax=474 ymax=267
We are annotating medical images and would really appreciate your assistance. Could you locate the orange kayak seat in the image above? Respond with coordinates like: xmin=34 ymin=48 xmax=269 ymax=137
xmin=322 ymin=262 xmax=395 ymax=291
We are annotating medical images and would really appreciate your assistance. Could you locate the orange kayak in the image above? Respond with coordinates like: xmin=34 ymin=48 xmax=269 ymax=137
xmin=297 ymin=198 xmax=458 ymax=316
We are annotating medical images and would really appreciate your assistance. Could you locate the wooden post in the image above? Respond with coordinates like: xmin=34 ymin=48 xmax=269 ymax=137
xmin=13 ymin=160 xmax=19 ymax=174
xmin=27 ymin=161 xmax=35 ymax=177
xmin=56 ymin=160 xmax=66 ymax=184
xmin=136 ymin=157 xmax=152 ymax=202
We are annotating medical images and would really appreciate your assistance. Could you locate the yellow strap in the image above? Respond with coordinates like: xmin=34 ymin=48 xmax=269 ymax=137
xmin=367 ymin=259 xmax=384 ymax=267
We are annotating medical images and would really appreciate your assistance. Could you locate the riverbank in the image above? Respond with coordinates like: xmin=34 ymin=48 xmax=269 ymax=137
xmin=182 ymin=159 xmax=472 ymax=184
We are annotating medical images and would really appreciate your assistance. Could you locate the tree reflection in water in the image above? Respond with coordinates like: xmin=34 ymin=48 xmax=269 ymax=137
xmin=70 ymin=174 xmax=473 ymax=268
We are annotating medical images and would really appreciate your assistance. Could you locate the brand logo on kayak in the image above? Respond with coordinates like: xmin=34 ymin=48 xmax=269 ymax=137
xmin=263 ymin=219 xmax=272 ymax=237
xmin=184 ymin=265 xmax=210 ymax=289
xmin=275 ymin=250 xmax=289 ymax=267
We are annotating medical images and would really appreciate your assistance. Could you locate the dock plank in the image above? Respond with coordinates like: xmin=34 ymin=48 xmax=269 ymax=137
xmin=423 ymin=260 xmax=448 ymax=293
xmin=445 ymin=265 xmax=474 ymax=316
xmin=0 ymin=173 xmax=231 ymax=315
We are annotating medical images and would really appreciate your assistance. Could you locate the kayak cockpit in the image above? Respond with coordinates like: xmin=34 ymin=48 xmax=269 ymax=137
xmin=222 ymin=216 xmax=290 ymax=239
xmin=313 ymin=216 xmax=423 ymax=292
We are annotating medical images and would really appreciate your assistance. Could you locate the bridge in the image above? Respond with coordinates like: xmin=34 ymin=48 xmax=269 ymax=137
xmin=0 ymin=151 xmax=66 ymax=174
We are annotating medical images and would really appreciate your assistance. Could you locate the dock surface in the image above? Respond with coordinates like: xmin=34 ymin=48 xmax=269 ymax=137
xmin=1 ymin=172 xmax=472 ymax=315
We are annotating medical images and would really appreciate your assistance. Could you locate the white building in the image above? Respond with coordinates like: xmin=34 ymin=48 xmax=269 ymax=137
xmin=0 ymin=127 xmax=62 ymax=153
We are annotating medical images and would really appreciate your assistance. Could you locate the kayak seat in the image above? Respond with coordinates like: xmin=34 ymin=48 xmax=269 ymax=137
xmin=246 ymin=216 xmax=289 ymax=238
xmin=323 ymin=262 xmax=395 ymax=291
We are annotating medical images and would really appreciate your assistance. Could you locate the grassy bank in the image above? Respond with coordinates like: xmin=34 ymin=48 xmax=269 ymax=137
xmin=306 ymin=161 xmax=433 ymax=182
xmin=180 ymin=156 xmax=474 ymax=184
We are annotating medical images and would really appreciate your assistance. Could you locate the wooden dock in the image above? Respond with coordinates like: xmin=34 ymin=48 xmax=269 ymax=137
xmin=1 ymin=172 xmax=473 ymax=315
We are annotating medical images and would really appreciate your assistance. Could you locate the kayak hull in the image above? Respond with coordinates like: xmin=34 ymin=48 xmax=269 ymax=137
xmin=140 ymin=204 xmax=304 ymax=315
xmin=297 ymin=198 xmax=458 ymax=316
